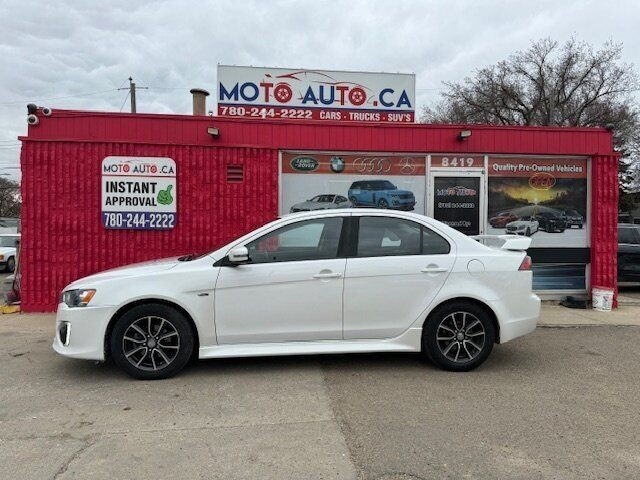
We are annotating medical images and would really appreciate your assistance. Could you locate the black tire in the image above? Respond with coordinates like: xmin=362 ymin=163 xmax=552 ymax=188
xmin=111 ymin=303 xmax=195 ymax=380
xmin=525 ymin=228 xmax=531 ymax=237
xmin=422 ymin=301 xmax=495 ymax=372
xmin=579 ymin=224 xmax=583 ymax=229
xmin=6 ymin=256 xmax=15 ymax=273
xmin=378 ymin=198 xmax=389 ymax=209
xmin=349 ymin=196 xmax=358 ymax=207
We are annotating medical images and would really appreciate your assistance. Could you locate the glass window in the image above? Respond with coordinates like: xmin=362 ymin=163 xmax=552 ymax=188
xmin=619 ymin=227 xmax=640 ymax=245
xmin=357 ymin=217 xmax=421 ymax=257
xmin=422 ymin=227 xmax=450 ymax=254
xmin=246 ymin=217 xmax=343 ymax=264
xmin=0 ymin=236 xmax=19 ymax=248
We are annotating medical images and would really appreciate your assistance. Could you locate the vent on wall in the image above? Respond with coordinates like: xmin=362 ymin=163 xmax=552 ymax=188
xmin=226 ymin=164 xmax=244 ymax=183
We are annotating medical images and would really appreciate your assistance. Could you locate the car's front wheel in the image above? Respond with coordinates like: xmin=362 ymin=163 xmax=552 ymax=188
xmin=378 ymin=198 xmax=389 ymax=209
xmin=349 ymin=196 xmax=357 ymax=207
xmin=6 ymin=256 xmax=15 ymax=273
xmin=111 ymin=303 xmax=195 ymax=380
xmin=422 ymin=301 xmax=496 ymax=371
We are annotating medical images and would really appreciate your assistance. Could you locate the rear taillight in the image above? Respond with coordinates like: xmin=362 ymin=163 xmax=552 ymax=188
xmin=519 ymin=255 xmax=532 ymax=271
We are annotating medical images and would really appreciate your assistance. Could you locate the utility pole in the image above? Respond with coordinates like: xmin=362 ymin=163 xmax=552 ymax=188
xmin=118 ymin=77 xmax=148 ymax=113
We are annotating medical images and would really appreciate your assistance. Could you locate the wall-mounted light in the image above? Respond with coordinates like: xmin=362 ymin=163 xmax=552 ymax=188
xmin=207 ymin=127 xmax=219 ymax=138
xmin=458 ymin=129 xmax=472 ymax=141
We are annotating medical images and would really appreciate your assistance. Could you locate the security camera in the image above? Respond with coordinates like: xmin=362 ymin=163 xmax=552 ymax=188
xmin=27 ymin=114 xmax=39 ymax=126
xmin=42 ymin=107 xmax=52 ymax=116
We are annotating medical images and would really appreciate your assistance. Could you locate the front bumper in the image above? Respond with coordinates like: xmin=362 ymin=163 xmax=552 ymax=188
xmin=52 ymin=304 xmax=115 ymax=360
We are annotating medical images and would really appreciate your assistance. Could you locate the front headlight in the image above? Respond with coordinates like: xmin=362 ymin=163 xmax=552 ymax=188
xmin=61 ymin=289 xmax=96 ymax=307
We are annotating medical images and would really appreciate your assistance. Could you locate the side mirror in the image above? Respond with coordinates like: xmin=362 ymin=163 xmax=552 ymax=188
xmin=228 ymin=246 xmax=249 ymax=264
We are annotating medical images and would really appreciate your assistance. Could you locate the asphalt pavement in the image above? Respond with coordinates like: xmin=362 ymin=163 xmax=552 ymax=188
xmin=1 ymin=313 xmax=639 ymax=480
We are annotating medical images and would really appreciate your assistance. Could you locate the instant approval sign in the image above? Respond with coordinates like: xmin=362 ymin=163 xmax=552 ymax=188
xmin=101 ymin=156 xmax=177 ymax=230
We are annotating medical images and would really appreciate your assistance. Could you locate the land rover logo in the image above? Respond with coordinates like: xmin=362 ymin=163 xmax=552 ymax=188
xmin=330 ymin=156 xmax=345 ymax=173
xmin=290 ymin=156 xmax=319 ymax=172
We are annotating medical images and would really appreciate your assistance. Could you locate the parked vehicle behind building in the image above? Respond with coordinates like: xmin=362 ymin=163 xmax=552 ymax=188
xmin=618 ymin=223 xmax=640 ymax=284
xmin=0 ymin=234 xmax=20 ymax=273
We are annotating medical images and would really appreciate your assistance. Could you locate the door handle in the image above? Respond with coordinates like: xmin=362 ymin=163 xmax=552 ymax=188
xmin=421 ymin=266 xmax=447 ymax=274
xmin=313 ymin=272 xmax=342 ymax=279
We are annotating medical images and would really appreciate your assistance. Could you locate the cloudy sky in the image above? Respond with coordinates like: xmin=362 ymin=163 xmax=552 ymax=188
xmin=1 ymin=0 xmax=639 ymax=181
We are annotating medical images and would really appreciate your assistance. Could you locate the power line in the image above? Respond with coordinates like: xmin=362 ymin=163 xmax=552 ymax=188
xmin=0 ymin=88 xmax=121 ymax=106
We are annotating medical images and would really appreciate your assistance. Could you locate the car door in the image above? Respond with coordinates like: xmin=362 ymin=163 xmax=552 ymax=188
xmin=214 ymin=216 xmax=347 ymax=344
xmin=343 ymin=215 xmax=455 ymax=339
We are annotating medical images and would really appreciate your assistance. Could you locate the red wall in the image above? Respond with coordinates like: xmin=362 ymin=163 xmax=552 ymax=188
xmin=20 ymin=110 xmax=618 ymax=311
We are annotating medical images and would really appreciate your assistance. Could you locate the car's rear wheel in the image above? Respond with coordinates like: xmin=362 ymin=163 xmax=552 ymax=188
xmin=422 ymin=301 xmax=495 ymax=371
xmin=111 ymin=303 xmax=195 ymax=380
xmin=349 ymin=196 xmax=357 ymax=207
xmin=525 ymin=227 xmax=531 ymax=236
xmin=378 ymin=198 xmax=389 ymax=209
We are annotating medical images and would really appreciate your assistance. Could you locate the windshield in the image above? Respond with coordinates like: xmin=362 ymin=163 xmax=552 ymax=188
xmin=311 ymin=195 xmax=335 ymax=203
xmin=0 ymin=236 xmax=18 ymax=248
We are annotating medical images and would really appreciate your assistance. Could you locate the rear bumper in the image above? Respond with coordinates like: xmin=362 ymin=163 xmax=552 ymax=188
xmin=490 ymin=292 xmax=540 ymax=343
xmin=52 ymin=304 xmax=115 ymax=360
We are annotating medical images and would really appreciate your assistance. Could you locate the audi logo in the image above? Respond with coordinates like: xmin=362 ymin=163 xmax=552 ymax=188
xmin=352 ymin=157 xmax=417 ymax=175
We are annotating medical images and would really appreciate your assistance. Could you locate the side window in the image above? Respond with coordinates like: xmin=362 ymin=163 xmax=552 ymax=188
xmin=357 ymin=217 xmax=421 ymax=257
xmin=422 ymin=226 xmax=451 ymax=254
xmin=619 ymin=227 xmax=640 ymax=245
xmin=246 ymin=217 xmax=343 ymax=264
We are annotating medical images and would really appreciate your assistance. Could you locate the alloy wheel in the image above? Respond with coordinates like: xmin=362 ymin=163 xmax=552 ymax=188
xmin=122 ymin=316 xmax=180 ymax=371
xmin=436 ymin=311 xmax=485 ymax=363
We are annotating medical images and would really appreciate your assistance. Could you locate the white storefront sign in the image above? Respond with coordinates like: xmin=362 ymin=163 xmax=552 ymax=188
xmin=217 ymin=65 xmax=415 ymax=123
xmin=101 ymin=156 xmax=177 ymax=230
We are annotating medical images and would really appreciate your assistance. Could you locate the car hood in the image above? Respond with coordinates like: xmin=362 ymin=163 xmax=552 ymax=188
xmin=506 ymin=220 xmax=532 ymax=227
xmin=65 ymin=257 xmax=181 ymax=289
xmin=0 ymin=247 xmax=15 ymax=255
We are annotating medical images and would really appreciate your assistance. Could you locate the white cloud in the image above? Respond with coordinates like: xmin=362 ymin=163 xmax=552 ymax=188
xmin=1 ymin=0 xmax=639 ymax=181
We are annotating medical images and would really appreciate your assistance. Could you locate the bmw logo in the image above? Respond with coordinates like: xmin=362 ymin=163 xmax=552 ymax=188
xmin=330 ymin=156 xmax=345 ymax=173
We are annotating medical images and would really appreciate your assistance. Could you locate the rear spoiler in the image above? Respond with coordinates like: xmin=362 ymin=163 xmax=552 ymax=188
xmin=470 ymin=234 xmax=532 ymax=251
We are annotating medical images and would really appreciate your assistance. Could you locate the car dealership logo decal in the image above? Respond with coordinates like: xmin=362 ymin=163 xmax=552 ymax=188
xmin=529 ymin=172 xmax=556 ymax=190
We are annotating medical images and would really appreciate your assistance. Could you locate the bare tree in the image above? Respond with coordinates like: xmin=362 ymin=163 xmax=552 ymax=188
xmin=422 ymin=38 xmax=640 ymax=211
xmin=0 ymin=177 xmax=21 ymax=218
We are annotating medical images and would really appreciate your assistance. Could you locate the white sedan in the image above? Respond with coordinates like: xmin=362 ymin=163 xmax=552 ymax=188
xmin=53 ymin=210 xmax=540 ymax=379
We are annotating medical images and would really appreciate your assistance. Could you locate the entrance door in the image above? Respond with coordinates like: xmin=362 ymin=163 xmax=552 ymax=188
xmin=429 ymin=172 xmax=484 ymax=236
